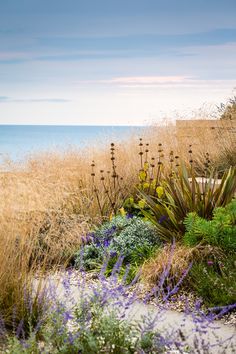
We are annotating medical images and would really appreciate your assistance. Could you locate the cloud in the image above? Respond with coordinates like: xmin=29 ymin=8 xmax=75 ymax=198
xmin=78 ymin=76 xmax=193 ymax=87
xmin=15 ymin=98 xmax=71 ymax=103
xmin=0 ymin=97 xmax=71 ymax=103
xmin=107 ymin=76 xmax=192 ymax=85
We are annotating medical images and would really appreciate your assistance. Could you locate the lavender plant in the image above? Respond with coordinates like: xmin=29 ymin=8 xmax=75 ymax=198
xmin=4 ymin=256 xmax=236 ymax=353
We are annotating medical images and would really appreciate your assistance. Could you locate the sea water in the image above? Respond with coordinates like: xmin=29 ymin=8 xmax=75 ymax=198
xmin=0 ymin=125 xmax=143 ymax=161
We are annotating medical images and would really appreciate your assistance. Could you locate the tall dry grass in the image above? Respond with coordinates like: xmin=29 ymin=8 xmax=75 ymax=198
xmin=0 ymin=117 xmax=235 ymax=330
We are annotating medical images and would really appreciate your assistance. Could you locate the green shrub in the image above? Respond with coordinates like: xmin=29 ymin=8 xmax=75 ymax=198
xmin=74 ymin=215 xmax=161 ymax=271
xmin=183 ymin=200 xmax=236 ymax=250
xmin=139 ymin=165 xmax=236 ymax=241
xmin=189 ymin=254 xmax=236 ymax=307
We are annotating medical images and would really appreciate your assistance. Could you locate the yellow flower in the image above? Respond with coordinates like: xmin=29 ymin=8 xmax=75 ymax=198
xmin=138 ymin=199 xmax=146 ymax=208
xmin=139 ymin=170 xmax=147 ymax=182
xmin=156 ymin=186 xmax=164 ymax=198
xmin=144 ymin=162 xmax=149 ymax=171
xmin=119 ymin=207 xmax=126 ymax=217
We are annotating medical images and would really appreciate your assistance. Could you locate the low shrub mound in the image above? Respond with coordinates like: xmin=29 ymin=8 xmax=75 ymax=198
xmin=74 ymin=215 xmax=161 ymax=272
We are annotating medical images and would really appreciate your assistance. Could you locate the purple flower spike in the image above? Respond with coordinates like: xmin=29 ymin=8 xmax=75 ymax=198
xmin=110 ymin=250 xmax=117 ymax=258
xmin=207 ymin=260 xmax=214 ymax=266
xmin=104 ymin=239 xmax=110 ymax=248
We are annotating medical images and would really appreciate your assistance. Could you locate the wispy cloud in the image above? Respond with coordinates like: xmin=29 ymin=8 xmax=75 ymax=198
xmin=0 ymin=97 xmax=71 ymax=103
xmin=77 ymin=76 xmax=236 ymax=90
xmin=107 ymin=76 xmax=192 ymax=85
xmin=78 ymin=76 xmax=193 ymax=87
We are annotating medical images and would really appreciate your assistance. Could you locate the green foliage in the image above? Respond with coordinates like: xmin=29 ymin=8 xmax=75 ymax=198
xmin=138 ymin=165 xmax=236 ymax=241
xmin=74 ymin=215 xmax=161 ymax=273
xmin=189 ymin=254 xmax=236 ymax=307
xmin=183 ymin=200 xmax=236 ymax=250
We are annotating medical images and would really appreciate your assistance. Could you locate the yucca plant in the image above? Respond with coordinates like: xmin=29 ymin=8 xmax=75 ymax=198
xmin=139 ymin=164 xmax=236 ymax=241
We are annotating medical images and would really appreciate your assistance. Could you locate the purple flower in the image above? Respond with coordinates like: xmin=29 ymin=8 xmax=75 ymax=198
xmin=103 ymin=239 xmax=111 ymax=247
xmin=105 ymin=226 xmax=117 ymax=237
xmin=207 ymin=260 xmax=214 ymax=266
xmin=110 ymin=250 xmax=117 ymax=258
xmin=126 ymin=213 xmax=134 ymax=219
xmin=158 ymin=215 xmax=167 ymax=224
xmin=63 ymin=310 xmax=73 ymax=323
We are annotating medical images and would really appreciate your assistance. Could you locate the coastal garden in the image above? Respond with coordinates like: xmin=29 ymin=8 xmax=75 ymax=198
xmin=0 ymin=103 xmax=236 ymax=353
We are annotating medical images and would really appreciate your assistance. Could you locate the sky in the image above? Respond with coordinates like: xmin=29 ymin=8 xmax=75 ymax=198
xmin=0 ymin=0 xmax=236 ymax=125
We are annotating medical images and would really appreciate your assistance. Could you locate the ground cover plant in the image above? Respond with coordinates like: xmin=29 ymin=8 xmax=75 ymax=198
xmin=189 ymin=253 xmax=236 ymax=308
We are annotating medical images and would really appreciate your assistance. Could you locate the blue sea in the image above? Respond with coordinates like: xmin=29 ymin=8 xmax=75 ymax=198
xmin=0 ymin=125 xmax=143 ymax=161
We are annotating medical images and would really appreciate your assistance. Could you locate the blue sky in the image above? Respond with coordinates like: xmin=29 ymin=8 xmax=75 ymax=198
xmin=0 ymin=0 xmax=236 ymax=125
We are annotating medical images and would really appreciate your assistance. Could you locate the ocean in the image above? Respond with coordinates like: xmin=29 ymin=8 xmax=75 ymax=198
xmin=0 ymin=125 xmax=143 ymax=161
